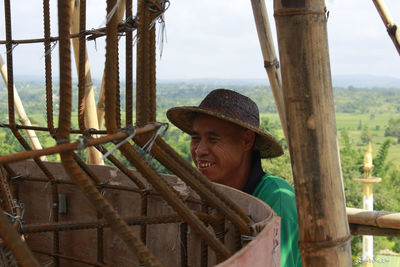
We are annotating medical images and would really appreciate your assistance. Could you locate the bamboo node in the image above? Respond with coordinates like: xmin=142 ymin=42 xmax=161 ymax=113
xmin=387 ymin=23 xmax=398 ymax=36
xmin=274 ymin=8 xmax=325 ymax=17
xmin=298 ymin=234 xmax=351 ymax=253
xmin=264 ymin=59 xmax=279 ymax=69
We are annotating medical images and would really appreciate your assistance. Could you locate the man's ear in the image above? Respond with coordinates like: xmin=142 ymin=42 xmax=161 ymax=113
xmin=242 ymin=130 xmax=256 ymax=151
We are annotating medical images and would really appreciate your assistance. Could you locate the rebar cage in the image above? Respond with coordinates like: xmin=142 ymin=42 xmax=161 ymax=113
xmin=0 ymin=1 xmax=280 ymax=266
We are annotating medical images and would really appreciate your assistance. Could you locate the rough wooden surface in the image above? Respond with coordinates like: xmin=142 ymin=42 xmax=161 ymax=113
xmin=274 ymin=0 xmax=352 ymax=265
xmin=9 ymin=161 xmax=279 ymax=267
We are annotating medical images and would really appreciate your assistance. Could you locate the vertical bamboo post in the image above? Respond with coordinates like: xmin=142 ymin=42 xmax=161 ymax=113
xmin=274 ymin=0 xmax=352 ymax=265
xmin=0 ymin=55 xmax=47 ymax=161
xmin=69 ymin=0 xmax=103 ymax=165
xmin=250 ymin=0 xmax=289 ymax=144
xmin=372 ymin=0 xmax=400 ymax=55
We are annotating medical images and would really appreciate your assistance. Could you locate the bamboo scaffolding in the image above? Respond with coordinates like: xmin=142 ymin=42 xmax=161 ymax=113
xmin=372 ymin=0 xmax=400 ymax=55
xmin=0 ymin=55 xmax=46 ymax=161
xmin=274 ymin=0 xmax=352 ymax=265
xmin=250 ymin=0 xmax=288 ymax=144
xmin=347 ymin=207 xmax=400 ymax=230
xmin=69 ymin=0 xmax=103 ymax=165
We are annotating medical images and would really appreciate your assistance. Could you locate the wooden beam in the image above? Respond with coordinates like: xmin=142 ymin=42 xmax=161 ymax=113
xmin=347 ymin=207 xmax=400 ymax=230
xmin=274 ymin=0 xmax=352 ymax=265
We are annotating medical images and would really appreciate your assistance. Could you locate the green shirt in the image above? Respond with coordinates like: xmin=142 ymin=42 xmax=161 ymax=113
xmin=253 ymin=173 xmax=302 ymax=267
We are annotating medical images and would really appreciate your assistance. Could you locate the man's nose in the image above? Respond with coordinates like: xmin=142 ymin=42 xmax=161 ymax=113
xmin=195 ymin=139 xmax=209 ymax=156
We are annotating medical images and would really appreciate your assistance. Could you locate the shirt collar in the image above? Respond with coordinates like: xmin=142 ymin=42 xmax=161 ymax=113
xmin=242 ymin=151 xmax=265 ymax=195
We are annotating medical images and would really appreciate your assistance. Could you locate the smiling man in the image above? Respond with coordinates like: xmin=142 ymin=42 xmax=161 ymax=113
xmin=167 ymin=88 xmax=302 ymax=267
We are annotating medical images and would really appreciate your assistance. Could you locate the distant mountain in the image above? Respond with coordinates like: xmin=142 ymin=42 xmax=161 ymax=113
xmin=8 ymin=74 xmax=400 ymax=89
xmin=332 ymin=74 xmax=400 ymax=89
xmin=160 ymin=75 xmax=400 ymax=89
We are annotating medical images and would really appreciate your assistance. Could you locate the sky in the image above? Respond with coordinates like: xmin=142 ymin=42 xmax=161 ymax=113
xmin=0 ymin=0 xmax=399 ymax=81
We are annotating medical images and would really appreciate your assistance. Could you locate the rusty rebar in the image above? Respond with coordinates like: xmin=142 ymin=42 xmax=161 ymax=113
xmin=33 ymin=250 xmax=110 ymax=267
xmin=0 ymin=123 xmax=162 ymax=164
xmin=0 ymin=21 xmax=138 ymax=45
xmin=105 ymin=0 xmax=229 ymax=259
xmin=0 ymin=165 xmax=14 ymax=213
xmin=180 ymin=222 xmax=188 ymax=267
xmin=0 ymin=207 xmax=40 ymax=267
xmin=0 ymin=123 xmax=108 ymax=134
xmin=78 ymin=0 xmax=87 ymax=134
xmin=149 ymin=138 xmax=251 ymax=234
xmin=56 ymin=0 xmax=161 ymax=265
xmin=136 ymin=0 xmax=157 ymax=126
xmin=22 ymin=213 xmax=221 ymax=234
xmin=43 ymin=0 xmax=55 ymax=135
xmin=126 ymin=0 xmax=133 ymax=126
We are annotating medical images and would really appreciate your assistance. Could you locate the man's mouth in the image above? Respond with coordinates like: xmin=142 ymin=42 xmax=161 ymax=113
xmin=197 ymin=161 xmax=214 ymax=169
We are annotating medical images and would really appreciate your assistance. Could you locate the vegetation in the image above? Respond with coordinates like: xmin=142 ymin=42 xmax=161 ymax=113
xmin=1 ymin=81 xmax=400 ymax=259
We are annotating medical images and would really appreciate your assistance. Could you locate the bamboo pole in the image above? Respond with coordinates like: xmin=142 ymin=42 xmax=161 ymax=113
xmin=274 ymin=0 xmax=352 ymax=265
xmin=347 ymin=207 xmax=400 ymax=230
xmin=0 ymin=55 xmax=47 ymax=161
xmin=69 ymin=0 xmax=103 ymax=165
xmin=372 ymin=0 xmax=400 ymax=55
xmin=96 ymin=0 xmax=126 ymax=130
xmin=250 ymin=0 xmax=289 ymax=144
xmin=350 ymin=224 xmax=400 ymax=237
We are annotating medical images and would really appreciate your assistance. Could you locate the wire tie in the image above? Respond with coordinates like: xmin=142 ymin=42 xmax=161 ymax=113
xmin=10 ymin=175 xmax=22 ymax=183
xmin=56 ymin=139 xmax=70 ymax=145
xmin=99 ymin=0 xmax=123 ymax=28
xmin=77 ymin=135 xmax=89 ymax=156
xmin=102 ymin=126 xmax=137 ymax=160
xmin=3 ymin=211 xmax=20 ymax=223
xmin=6 ymin=42 xmax=19 ymax=54
xmin=215 ymin=228 xmax=229 ymax=239
xmin=43 ymin=40 xmax=58 ymax=57
xmin=41 ymin=181 xmax=51 ymax=192
xmin=142 ymin=123 xmax=168 ymax=153
xmin=140 ymin=188 xmax=152 ymax=196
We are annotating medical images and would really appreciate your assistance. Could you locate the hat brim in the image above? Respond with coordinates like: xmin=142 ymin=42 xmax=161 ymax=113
xmin=166 ymin=106 xmax=284 ymax=158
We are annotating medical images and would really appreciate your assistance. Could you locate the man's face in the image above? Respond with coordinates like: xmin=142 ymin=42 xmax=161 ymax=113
xmin=190 ymin=114 xmax=253 ymax=186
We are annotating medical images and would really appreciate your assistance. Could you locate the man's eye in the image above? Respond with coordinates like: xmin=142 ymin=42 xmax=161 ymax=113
xmin=209 ymin=137 xmax=219 ymax=142
xmin=191 ymin=136 xmax=200 ymax=142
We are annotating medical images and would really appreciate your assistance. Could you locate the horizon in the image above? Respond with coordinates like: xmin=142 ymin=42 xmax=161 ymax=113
xmin=0 ymin=0 xmax=399 ymax=81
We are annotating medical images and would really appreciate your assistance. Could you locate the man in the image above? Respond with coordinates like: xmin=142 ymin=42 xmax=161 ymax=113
xmin=167 ymin=88 xmax=302 ymax=267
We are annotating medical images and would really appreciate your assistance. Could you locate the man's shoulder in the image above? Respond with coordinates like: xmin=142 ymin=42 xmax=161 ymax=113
xmin=252 ymin=173 xmax=297 ymax=220
xmin=258 ymin=173 xmax=295 ymax=195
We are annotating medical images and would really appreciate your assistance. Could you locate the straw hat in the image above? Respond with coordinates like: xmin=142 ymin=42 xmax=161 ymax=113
xmin=166 ymin=89 xmax=283 ymax=158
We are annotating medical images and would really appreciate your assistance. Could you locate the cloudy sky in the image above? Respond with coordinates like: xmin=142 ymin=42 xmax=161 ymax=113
xmin=0 ymin=0 xmax=399 ymax=80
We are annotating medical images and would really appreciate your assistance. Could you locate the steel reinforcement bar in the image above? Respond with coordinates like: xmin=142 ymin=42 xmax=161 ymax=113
xmin=55 ymin=1 xmax=161 ymax=265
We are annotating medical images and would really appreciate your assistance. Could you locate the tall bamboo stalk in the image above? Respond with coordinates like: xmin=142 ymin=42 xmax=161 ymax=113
xmin=0 ymin=55 xmax=47 ymax=161
xmin=274 ymin=0 xmax=352 ymax=265
xmin=372 ymin=0 xmax=400 ymax=55
xmin=69 ymin=0 xmax=103 ymax=165
xmin=250 ymin=0 xmax=288 ymax=144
